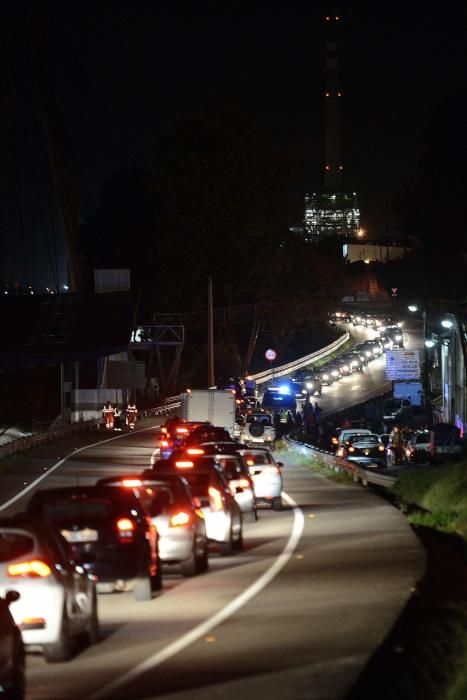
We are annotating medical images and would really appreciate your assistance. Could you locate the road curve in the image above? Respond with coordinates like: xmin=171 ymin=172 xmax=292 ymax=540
xmin=0 ymin=422 xmax=425 ymax=700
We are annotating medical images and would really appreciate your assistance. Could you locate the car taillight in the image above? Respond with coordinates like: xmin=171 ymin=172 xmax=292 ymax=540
xmin=175 ymin=460 xmax=194 ymax=469
xmin=176 ymin=427 xmax=189 ymax=435
xmin=246 ymin=459 xmax=255 ymax=466
xmin=331 ymin=437 xmax=338 ymax=445
xmin=160 ymin=440 xmax=170 ymax=448
xmin=8 ymin=560 xmax=51 ymax=578
xmin=336 ymin=448 xmax=344 ymax=457
xmin=122 ymin=479 xmax=142 ymax=488
xmin=170 ymin=511 xmax=191 ymax=527
xmin=116 ymin=518 xmax=135 ymax=542
xmin=238 ymin=478 xmax=250 ymax=489
xmin=348 ymin=446 xmax=355 ymax=452
xmin=186 ymin=448 xmax=204 ymax=455
xmin=208 ymin=487 xmax=223 ymax=511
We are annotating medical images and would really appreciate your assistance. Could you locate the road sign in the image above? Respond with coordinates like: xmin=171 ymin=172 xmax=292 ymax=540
xmin=265 ymin=349 xmax=277 ymax=361
xmin=385 ymin=349 xmax=420 ymax=380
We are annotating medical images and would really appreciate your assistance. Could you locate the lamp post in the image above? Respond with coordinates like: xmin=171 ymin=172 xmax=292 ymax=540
xmin=408 ymin=303 xmax=429 ymax=418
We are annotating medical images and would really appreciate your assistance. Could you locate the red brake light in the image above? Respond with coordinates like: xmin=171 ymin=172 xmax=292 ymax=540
xmin=176 ymin=427 xmax=189 ymax=434
xmin=175 ymin=461 xmax=194 ymax=469
xmin=8 ymin=560 xmax=51 ymax=578
xmin=238 ymin=478 xmax=250 ymax=489
xmin=170 ymin=512 xmax=191 ymax=527
xmin=246 ymin=459 xmax=255 ymax=466
xmin=208 ymin=487 xmax=223 ymax=511
xmin=160 ymin=440 xmax=169 ymax=448
xmin=116 ymin=518 xmax=135 ymax=542
xmin=186 ymin=448 xmax=204 ymax=455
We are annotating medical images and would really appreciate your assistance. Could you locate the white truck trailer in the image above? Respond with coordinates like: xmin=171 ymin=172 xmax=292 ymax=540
xmin=180 ymin=389 xmax=237 ymax=437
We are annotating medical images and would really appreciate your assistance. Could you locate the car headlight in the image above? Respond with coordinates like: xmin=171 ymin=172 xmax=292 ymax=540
xmin=301 ymin=389 xmax=307 ymax=395
xmin=322 ymin=374 xmax=329 ymax=380
xmin=342 ymin=364 xmax=349 ymax=371
xmin=395 ymin=334 xmax=402 ymax=341
xmin=331 ymin=370 xmax=339 ymax=377
xmin=306 ymin=382 xmax=313 ymax=389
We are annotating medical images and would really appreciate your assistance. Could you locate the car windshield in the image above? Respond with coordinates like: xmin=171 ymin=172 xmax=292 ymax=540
xmin=246 ymin=415 xmax=271 ymax=425
xmin=0 ymin=531 xmax=34 ymax=562
xmin=36 ymin=499 xmax=116 ymax=523
xmin=345 ymin=433 xmax=373 ymax=443
xmin=348 ymin=435 xmax=380 ymax=445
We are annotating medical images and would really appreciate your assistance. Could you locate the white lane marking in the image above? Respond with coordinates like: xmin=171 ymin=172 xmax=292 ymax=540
xmin=0 ymin=425 xmax=159 ymax=511
xmin=90 ymin=491 xmax=305 ymax=700
xmin=150 ymin=446 xmax=161 ymax=466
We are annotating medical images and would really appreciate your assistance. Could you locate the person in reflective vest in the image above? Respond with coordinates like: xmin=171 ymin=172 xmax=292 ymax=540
xmin=102 ymin=401 xmax=114 ymax=430
xmin=113 ymin=405 xmax=123 ymax=431
xmin=127 ymin=401 xmax=138 ymax=430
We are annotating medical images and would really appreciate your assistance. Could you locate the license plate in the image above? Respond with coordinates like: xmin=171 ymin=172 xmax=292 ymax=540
xmin=61 ymin=528 xmax=98 ymax=543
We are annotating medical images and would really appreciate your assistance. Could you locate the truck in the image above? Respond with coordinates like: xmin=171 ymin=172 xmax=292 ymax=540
xmin=180 ymin=389 xmax=237 ymax=438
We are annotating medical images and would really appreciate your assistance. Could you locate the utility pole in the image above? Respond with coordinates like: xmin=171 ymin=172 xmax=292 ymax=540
xmin=208 ymin=276 xmax=215 ymax=387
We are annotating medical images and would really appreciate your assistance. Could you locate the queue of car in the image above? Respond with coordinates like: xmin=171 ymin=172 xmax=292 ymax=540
xmin=0 ymin=414 xmax=285 ymax=693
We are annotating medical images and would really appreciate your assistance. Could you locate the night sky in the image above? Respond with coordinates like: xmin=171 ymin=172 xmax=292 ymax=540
xmin=1 ymin=2 xmax=466 ymax=289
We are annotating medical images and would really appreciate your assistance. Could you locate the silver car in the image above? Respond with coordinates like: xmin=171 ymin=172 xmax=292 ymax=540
xmin=238 ymin=448 xmax=283 ymax=511
xmin=0 ymin=516 xmax=98 ymax=663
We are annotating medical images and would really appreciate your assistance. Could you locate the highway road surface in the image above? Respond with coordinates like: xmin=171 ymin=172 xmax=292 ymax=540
xmin=0 ymin=419 xmax=425 ymax=700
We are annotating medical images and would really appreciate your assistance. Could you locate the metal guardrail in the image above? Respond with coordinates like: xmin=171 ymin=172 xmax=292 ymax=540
xmin=0 ymin=334 xmax=349 ymax=461
xmin=288 ymin=437 xmax=398 ymax=489
xmin=0 ymin=399 xmax=182 ymax=460
xmin=248 ymin=332 xmax=350 ymax=385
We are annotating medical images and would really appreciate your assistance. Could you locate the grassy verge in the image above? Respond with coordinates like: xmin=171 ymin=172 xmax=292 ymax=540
xmin=345 ymin=458 xmax=467 ymax=700
xmin=310 ymin=337 xmax=355 ymax=368
xmin=394 ymin=459 xmax=467 ymax=540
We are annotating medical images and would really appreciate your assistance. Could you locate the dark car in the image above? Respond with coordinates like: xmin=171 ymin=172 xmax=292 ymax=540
xmin=323 ymin=362 xmax=342 ymax=382
xmin=335 ymin=357 xmax=351 ymax=376
xmin=26 ymin=486 xmax=161 ymax=601
xmin=159 ymin=420 xmax=211 ymax=459
xmin=261 ymin=388 xmax=297 ymax=413
xmin=97 ymin=474 xmax=209 ymax=577
xmin=181 ymin=426 xmax=232 ymax=448
xmin=0 ymin=592 xmax=25 ymax=700
xmin=342 ymin=352 xmax=363 ymax=372
xmin=291 ymin=369 xmax=322 ymax=396
xmin=336 ymin=433 xmax=387 ymax=467
xmin=316 ymin=366 xmax=334 ymax=386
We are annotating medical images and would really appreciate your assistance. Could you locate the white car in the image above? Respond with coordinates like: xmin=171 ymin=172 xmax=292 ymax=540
xmin=153 ymin=457 xmax=243 ymax=556
xmin=0 ymin=516 xmax=98 ymax=663
xmin=337 ymin=428 xmax=373 ymax=447
xmin=238 ymin=447 xmax=283 ymax=511
xmin=239 ymin=413 xmax=276 ymax=446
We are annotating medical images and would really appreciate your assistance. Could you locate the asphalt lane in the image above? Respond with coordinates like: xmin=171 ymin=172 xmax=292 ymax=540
xmin=0 ymin=425 xmax=425 ymax=700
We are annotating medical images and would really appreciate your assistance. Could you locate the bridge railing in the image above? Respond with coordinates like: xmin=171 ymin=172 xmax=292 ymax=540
xmin=249 ymin=331 xmax=350 ymax=385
